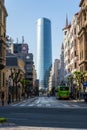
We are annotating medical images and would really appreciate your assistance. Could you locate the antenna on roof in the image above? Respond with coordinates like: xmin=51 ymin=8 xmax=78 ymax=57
xmin=10 ymin=37 xmax=14 ymax=43
xmin=66 ymin=14 xmax=68 ymax=27
xmin=16 ymin=38 xmax=18 ymax=44
xmin=22 ymin=36 xmax=24 ymax=44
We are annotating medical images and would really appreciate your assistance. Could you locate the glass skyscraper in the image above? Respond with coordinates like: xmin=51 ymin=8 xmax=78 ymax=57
xmin=36 ymin=17 xmax=52 ymax=90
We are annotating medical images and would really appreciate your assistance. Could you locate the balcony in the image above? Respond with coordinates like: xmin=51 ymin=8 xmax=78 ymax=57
xmin=0 ymin=36 xmax=6 ymax=45
xmin=0 ymin=57 xmax=5 ymax=69
xmin=26 ymin=75 xmax=33 ymax=79
xmin=0 ymin=38 xmax=6 ymax=69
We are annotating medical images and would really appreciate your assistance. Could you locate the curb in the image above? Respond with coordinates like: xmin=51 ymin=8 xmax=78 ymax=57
xmin=9 ymin=97 xmax=38 ymax=106
xmin=0 ymin=122 xmax=16 ymax=127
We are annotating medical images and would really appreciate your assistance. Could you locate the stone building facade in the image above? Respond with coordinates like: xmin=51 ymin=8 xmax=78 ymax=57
xmin=78 ymin=0 xmax=87 ymax=74
xmin=0 ymin=0 xmax=8 ymax=104
xmin=63 ymin=14 xmax=79 ymax=80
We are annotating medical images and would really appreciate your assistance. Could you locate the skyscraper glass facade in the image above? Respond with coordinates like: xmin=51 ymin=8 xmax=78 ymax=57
xmin=36 ymin=18 xmax=52 ymax=90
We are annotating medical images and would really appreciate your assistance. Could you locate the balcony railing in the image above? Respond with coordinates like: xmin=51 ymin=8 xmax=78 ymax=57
xmin=0 ymin=38 xmax=6 ymax=69
xmin=0 ymin=57 xmax=5 ymax=69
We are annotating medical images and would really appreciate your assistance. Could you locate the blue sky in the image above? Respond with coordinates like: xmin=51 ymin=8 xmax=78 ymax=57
xmin=5 ymin=0 xmax=80 ymax=67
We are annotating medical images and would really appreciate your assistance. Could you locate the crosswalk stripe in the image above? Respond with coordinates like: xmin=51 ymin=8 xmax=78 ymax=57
xmin=72 ymin=104 xmax=79 ymax=107
xmin=11 ymin=103 xmax=81 ymax=108
xmin=11 ymin=102 xmax=80 ymax=108
xmin=46 ymin=104 xmax=51 ymax=107
xmin=28 ymin=104 xmax=34 ymax=106
xmin=63 ymin=104 xmax=70 ymax=107
xmin=20 ymin=104 xmax=26 ymax=106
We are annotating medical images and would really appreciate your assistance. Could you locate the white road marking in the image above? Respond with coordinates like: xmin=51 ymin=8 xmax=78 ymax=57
xmin=46 ymin=104 xmax=51 ymax=107
xmin=10 ymin=97 xmax=87 ymax=108
xmin=62 ymin=104 xmax=70 ymax=107
xmin=28 ymin=104 xmax=34 ymax=106
xmin=72 ymin=104 xmax=79 ymax=107
xmin=19 ymin=103 xmax=27 ymax=106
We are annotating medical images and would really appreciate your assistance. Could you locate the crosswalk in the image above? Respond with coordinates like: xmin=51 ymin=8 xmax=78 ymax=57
xmin=10 ymin=102 xmax=82 ymax=108
xmin=10 ymin=97 xmax=85 ymax=108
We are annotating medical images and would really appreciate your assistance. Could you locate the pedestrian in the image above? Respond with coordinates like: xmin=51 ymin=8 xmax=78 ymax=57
xmin=1 ymin=91 xmax=4 ymax=106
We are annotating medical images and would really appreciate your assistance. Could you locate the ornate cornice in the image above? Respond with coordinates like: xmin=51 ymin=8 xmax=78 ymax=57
xmin=0 ymin=0 xmax=8 ymax=16
xmin=79 ymin=0 xmax=84 ymax=7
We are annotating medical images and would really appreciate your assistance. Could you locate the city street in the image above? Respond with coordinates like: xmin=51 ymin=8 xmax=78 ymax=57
xmin=0 ymin=96 xmax=87 ymax=129
xmin=0 ymin=0 xmax=87 ymax=130
xmin=10 ymin=96 xmax=87 ymax=108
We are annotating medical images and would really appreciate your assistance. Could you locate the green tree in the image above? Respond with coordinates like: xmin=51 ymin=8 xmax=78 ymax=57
xmin=10 ymin=68 xmax=21 ymax=102
xmin=73 ymin=71 xmax=85 ymax=99
xmin=20 ymin=78 xmax=29 ymax=95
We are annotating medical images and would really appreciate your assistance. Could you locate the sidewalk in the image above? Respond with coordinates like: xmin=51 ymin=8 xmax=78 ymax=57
xmin=0 ymin=101 xmax=8 ymax=107
xmin=72 ymin=99 xmax=85 ymax=102
xmin=0 ymin=126 xmax=86 ymax=130
xmin=0 ymin=97 xmax=37 ymax=107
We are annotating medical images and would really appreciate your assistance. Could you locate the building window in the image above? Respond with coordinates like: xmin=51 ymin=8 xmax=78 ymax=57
xmin=64 ymin=31 xmax=67 ymax=35
xmin=3 ymin=72 xmax=4 ymax=87
xmin=80 ymin=52 xmax=81 ymax=60
xmin=85 ymin=50 xmax=87 ymax=59
xmin=84 ymin=11 xmax=86 ymax=21
xmin=74 ymin=62 xmax=77 ymax=69
xmin=68 ymin=68 xmax=70 ymax=73
xmin=26 ymin=56 xmax=30 ymax=59
xmin=4 ymin=32 xmax=6 ymax=38
xmin=85 ymin=64 xmax=87 ymax=71
xmin=0 ymin=9 xmax=2 ymax=23
xmin=0 ymin=46 xmax=2 ymax=57
xmin=80 ymin=66 xmax=84 ymax=72
xmin=68 ymin=59 xmax=70 ymax=63
xmin=75 ymin=51 xmax=77 ymax=56
xmin=68 ymin=41 xmax=69 ymax=46
xmin=74 ymin=28 xmax=76 ymax=35
xmin=82 ymin=50 xmax=83 ymax=59
xmin=68 ymin=50 xmax=70 ymax=56
xmin=82 ymin=66 xmax=84 ymax=72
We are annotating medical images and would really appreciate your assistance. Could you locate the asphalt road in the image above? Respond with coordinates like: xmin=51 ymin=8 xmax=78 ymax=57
xmin=0 ymin=96 xmax=87 ymax=129
xmin=0 ymin=107 xmax=87 ymax=129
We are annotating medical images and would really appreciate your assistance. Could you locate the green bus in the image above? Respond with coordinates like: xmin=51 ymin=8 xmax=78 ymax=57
xmin=58 ymin=85 xmax=70 ymax=99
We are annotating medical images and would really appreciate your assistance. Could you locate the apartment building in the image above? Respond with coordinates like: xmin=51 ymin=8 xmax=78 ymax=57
xmin=48 ymin=59 xmax=60 ymax=91
xmin=60 ymin=43 xmax=64 ymax=82
xmin=63 ymin=14 xmax=79 ymax=80
xmin=78 ymin=0 xmax=87 ymax=75
xmin=0 ymin=0 xmax=8 ymax=103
